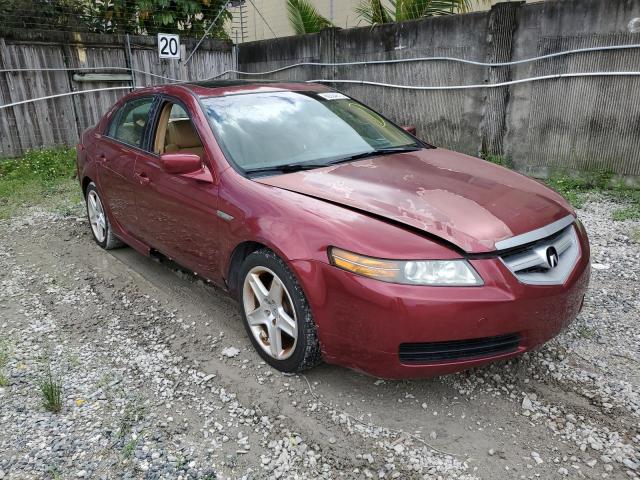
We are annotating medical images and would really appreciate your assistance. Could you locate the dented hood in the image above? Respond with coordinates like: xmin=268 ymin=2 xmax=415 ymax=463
xmin=255 ymin=148 xmax=574 ymax=253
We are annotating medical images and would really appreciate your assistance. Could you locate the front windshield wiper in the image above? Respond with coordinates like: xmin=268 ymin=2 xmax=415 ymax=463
xmin=245 ymin=146 xmax=422 ymax=176
xmin=327 ymin=145 xmax=422 ymax=165
xmin=245 ymin=162 xmax=330 ymax=176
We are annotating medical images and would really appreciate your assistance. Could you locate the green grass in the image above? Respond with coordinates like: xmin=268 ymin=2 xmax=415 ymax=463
xmin=118 ymin=400 xmax=146 ymax=439
xmin=544 ymin=170 xmax=614 ymax=209
xmin=121 ymin=435 xmax=141 ymax=459
xmin=0 ymin=338 xmax=9 ymax=387
xmin=0 ymin=147 xmax=81 ymax=219
xmin=2 ymin=147 xmax=638 ymax=222
xmin=40 ymin=364 xmax=63 ymax=413
xmin=479 ymin=155 xmax=640 ymax=220
xmin=544 ymin=170 xmax=640 ymax=220
xmin=481 ymin=153 xmax=514 ymax=169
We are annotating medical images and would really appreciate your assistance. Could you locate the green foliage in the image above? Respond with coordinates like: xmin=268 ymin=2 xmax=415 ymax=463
xmin=0 ymin=0 xmax=231 ymax=38
xmin=355 ymin=0 xmax=393 ymax=25
xmin=286 ymin=0 xmax=334 ymax=34
xmin=40 ymin=364 xmax=63 ymax=413
xmin=481 ymin=153 xmax=514 ymax=169
xmin=356 ymin=0 xmax=472 ymax=24
xmin=0 ymin=147 xmax=80 ymax=219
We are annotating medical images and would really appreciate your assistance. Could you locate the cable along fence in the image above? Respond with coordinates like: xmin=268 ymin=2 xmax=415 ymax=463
xmin=2 ymin=0 xmax=640 ymax=177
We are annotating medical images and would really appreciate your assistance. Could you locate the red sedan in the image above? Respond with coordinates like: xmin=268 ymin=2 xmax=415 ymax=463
xmin=76 ymin=81 xmax=590 ymax=378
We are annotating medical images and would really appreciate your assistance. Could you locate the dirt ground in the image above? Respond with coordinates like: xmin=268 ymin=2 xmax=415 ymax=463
xmin=0 ymin=196 xmax=638 ymax=480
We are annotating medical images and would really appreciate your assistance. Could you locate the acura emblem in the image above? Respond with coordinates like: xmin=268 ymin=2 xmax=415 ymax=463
xmin=546 ymin=246 xmax=559 ymax=268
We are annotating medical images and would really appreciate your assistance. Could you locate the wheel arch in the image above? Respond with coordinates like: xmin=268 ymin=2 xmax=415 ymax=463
xmin=226 ymin=241 xmax=267 ymax=297
xmin=225 ymin=236 xmax=312 ymax=299
xmin=81 ymin=176 xmax=93 ymax=195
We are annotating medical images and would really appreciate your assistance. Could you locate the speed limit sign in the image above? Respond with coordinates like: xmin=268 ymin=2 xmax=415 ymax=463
xmin=158 ymin=33 xmax=180 ymax=59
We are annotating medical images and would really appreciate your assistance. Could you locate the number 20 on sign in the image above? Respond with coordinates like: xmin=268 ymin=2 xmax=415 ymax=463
xmin=158 ymin=33 xmax=180 ymax=59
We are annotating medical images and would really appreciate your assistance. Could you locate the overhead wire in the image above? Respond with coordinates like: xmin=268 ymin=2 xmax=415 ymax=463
xmin=2 ymin=44 xmax=640 ymax=109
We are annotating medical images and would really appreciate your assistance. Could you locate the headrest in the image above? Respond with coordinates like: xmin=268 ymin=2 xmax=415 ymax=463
xmin=166 ymin=120 xmax=200 ymax=148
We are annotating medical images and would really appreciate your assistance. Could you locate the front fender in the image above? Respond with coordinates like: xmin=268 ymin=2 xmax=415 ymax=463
xmin=216 ymin=170 xmax=461 ymax=288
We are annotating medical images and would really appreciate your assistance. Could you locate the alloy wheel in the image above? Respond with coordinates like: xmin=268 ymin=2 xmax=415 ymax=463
xmin=242 ymin=266 xmax=298 ymax=360
xmin=87 ymin=190 xmax=107 ymax=243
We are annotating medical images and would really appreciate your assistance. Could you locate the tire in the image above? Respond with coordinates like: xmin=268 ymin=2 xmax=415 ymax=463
xmin=85 ymin=182 xmax=124 ymax=250
xmin=238 ymin=248 xmax=321 ymax=372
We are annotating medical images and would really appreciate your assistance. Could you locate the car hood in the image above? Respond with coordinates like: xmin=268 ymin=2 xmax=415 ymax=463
xmin=255 ymin=148 xmax=574 ymax=253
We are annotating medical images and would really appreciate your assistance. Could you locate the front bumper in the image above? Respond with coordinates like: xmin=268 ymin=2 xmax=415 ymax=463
xmin=290 ymin=225 xmax=590 ymax=379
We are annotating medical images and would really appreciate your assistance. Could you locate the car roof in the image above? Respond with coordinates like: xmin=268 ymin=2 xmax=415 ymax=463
xmin=180 ymin=79 xmax=332 ymax=97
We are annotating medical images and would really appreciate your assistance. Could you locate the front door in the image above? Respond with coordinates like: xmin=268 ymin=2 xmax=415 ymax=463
xmin=133 ymin=100 xmax=221 ymax=282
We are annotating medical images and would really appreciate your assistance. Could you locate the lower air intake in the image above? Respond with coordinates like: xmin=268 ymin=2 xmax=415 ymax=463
xmin=399 ymin=333 xmax=521 ymax=364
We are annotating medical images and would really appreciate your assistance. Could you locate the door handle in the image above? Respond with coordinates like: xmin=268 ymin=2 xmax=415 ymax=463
xmin=98 ymin=154 xmax=106 ymax=163
xmin=135 ymin=172 xmax=150 ymax=185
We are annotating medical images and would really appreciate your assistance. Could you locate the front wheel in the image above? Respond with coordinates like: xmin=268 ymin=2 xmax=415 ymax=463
xmin=239 ymin=249 xmax=321 ymax=372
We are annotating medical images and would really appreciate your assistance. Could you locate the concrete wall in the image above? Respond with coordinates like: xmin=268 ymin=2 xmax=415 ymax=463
xmin=506 ymin=0 xmax=640 ymax=176
xmin=225 ymin=0 xmax=548 ymax=43
xmin=237 ymin=0 xmax=640 ymax=177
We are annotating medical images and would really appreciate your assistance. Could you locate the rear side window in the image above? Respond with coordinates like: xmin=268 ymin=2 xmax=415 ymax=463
xmin=107 ymin=97 xmax=155 ymax=148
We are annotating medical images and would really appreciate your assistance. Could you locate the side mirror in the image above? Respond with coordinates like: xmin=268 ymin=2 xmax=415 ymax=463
xmin=160 ymin=153 xmax=202 ymax=175
xmin=401 ymin=125 xmax=417 ymax=135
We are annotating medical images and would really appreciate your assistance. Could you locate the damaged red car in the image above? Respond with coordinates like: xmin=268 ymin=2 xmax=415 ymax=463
xmin=76 ymin=81 xmax=590 ymax=378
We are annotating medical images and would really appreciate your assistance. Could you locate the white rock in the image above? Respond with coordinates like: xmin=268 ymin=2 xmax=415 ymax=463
xmin=531 ymin=452 xmax=543 ymax=465
xmin=392 ymin=444 xmax=404 ymax=454
xmin=222 ymin=347 xmax=240 ymax=358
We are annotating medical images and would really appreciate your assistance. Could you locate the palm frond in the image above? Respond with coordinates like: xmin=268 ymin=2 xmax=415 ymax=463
xmin=355 ymin=0 xmax=394 ymax=25
xmin=394 ymin=0 xmax=470 ymax=21
xmin=286 ymin=0 xmax=333 ymax=35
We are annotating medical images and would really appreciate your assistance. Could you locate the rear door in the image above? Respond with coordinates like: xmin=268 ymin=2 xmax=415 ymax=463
xmin=133 ymin=98 xmax=221 ymax=281
xmin=98 ymin=96 xmax=156 ymax=240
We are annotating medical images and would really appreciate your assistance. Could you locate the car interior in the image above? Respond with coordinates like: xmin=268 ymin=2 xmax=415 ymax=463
xmin=154 ymin=102 xmax=205 ymax=158
xmin=113 ymin=110 xmax=149 ymax=147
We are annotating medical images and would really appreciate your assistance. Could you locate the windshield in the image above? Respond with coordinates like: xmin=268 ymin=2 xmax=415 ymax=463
xmin=201 ymin=91 xmax=420 ymax=173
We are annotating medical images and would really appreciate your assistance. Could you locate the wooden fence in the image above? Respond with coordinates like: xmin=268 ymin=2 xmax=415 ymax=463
xmin=0 ymin=30 xmax=235 ymax=158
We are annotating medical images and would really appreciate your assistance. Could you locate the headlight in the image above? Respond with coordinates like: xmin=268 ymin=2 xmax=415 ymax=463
xmin=329 ymin=247 xmax=483 ymax=286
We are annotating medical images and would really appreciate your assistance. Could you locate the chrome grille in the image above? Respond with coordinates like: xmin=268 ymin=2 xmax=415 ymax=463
xmin=499 ymin=222 xmax=580 ymax=285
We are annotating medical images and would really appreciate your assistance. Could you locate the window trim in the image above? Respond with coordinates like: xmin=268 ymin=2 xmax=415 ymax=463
xmin=145 ymin=94 xmax=208 ymax=161
xmin=103 ymin=95 xmax=158 ymax=153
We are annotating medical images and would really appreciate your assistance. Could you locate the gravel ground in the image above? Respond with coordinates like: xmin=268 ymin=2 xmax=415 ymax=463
xmin=0 ymin=195 xmax=638 ymax=480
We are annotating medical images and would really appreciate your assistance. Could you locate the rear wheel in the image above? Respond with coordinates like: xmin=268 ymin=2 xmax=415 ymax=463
xmin=239 ymin=249 xmax=321 ymax=372
xmin=85 ymin=182 xmax=123 ymax=250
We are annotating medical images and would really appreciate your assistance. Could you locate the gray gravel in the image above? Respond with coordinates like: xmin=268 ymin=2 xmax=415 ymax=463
xmin=0 ymin=194 xmax=638 ymax=479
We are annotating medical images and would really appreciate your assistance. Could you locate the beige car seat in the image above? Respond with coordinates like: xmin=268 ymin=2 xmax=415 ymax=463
xmin=165 ymin=119 xmax=205 ymax=158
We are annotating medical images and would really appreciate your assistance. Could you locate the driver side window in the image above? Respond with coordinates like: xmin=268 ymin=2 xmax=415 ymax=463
xmin=107 ymin=97 xmax=154 ymax=148
xmin=153 ymin=101 xmax=204 ymax=158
